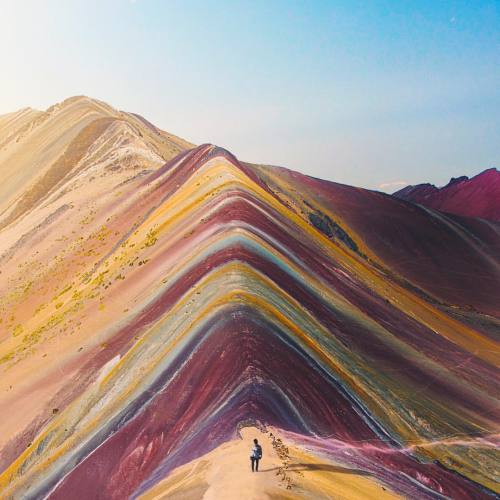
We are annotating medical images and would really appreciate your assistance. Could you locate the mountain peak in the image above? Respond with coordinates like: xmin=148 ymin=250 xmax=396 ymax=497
xmin=0 ymin=97 xmax=194 ymax=229
xmin=474 ymin=166 xmax=498 ymax=178
xmin=394 ymin=167 xmax=500 ymax=220
xmin=444 ymin=175 xmax=468 ymax=188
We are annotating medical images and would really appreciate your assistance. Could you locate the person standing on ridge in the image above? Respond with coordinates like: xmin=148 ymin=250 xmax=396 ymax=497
xmin=250 ymin=438 xmax=263 ymax=472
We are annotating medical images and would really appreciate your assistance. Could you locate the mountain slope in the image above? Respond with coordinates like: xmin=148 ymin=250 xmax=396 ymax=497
xmin=0 ymin=96 xmax=193 ymax=230
xmin=394 ymin=168 xmax=500 ymax=221
xmin=0 ymin=101 xmax=498 ymax=499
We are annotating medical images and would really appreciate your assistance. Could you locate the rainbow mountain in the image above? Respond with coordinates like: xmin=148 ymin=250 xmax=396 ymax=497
xmin=0 ymin=97 xmax=499 ymax=499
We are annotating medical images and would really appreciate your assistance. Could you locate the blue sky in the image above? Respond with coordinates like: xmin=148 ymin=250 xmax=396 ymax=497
xmin=1 ymin=0 xmax=498 ymax=191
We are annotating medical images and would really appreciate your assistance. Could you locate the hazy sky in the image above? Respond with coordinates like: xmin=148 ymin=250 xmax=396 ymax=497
xmin=1 ymin=0 xmax=498 ymax=191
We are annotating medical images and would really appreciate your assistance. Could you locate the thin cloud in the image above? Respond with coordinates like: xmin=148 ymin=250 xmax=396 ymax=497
xmin=378 ymin=180 xmax=409 ymax=191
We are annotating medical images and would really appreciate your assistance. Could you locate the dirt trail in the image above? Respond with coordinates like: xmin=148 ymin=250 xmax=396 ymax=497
xmin=202 ymin=427 xmax=289 ymax=499
xmin=139 ymin=426 xmax=400 ymax=499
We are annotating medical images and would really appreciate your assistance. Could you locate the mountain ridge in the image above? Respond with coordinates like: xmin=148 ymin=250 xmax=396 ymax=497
xmin=394 ymin=168 xmax=500 ymax=221
xmin=0 ymin=96 xmax=193 ymax=228
xmin=0 ymin=99 xmax=498 ymax=499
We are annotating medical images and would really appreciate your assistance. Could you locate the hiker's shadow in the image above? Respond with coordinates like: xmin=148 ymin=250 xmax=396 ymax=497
xmin=259 ymin=463 xmax=370 ymax=475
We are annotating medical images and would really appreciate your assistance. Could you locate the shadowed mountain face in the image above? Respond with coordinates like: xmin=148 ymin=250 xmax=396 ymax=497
xmin=394 ymin=168 xmax=500 ymax=221
xmin=0 ymin=98 xmax=499 ymax=499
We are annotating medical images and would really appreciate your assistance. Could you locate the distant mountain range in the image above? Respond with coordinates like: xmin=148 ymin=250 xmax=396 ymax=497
xmin=394 ymin=168 xmax=500 ymax=221
xmin=0 ymin=97 xmax=498 ymax=499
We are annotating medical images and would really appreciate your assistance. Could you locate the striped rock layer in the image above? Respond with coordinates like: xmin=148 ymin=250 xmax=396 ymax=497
xmin=0 ymin=100 xmax=499 ymax=499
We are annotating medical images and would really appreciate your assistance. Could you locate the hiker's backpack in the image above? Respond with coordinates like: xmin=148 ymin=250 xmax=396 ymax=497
xmin=256 ymin=444 xmax=262 ymax=458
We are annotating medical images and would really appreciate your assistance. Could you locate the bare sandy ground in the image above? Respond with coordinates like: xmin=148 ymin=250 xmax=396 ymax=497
xmin=139 ymin=426 xmax=400 ymax=499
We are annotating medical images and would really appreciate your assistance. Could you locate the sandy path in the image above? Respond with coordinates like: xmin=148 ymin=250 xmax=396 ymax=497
xmin=202 ymin=427 xmax=289 ymax=499
xmin=140 ymin=426 xmax=400 ymax=499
